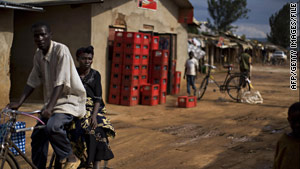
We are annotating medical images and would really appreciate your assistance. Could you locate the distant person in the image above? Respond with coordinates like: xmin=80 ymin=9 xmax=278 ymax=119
xmin=273 ymin=102 xmax=300 ymax=169
xmin=262 ymin=48 xmax=267 ymax=64
xmin=74 ymin=46 xmax=115 ymax=169
xmin=184 ymin=51 xmax=199 ymax=96
xmin=7 ymin=22 xmax=86 ymax=169
xmin=239 ymin=48 xmax=252 ymax=78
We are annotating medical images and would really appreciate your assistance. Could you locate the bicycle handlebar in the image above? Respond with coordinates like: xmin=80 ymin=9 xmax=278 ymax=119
xmin=1 ymin=108 xmax=45 ymax=125
xmin=15 ymin=125 xmax=45 ymax=133
xmin=1 ymin=109 xmax=41 ymax=115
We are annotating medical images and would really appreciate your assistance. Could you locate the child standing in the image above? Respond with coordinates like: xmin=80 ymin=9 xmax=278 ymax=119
xmin=273 ymin=102 xmax=300 ymax=169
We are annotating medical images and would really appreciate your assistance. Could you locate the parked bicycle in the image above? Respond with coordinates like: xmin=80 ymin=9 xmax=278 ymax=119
xmin=0 ymin=108 xmax=45 ymax=169
xmin=197 ymin=64 xmax=253 ymax=101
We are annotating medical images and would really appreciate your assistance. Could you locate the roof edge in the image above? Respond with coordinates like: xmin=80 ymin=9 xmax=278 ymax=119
xmin=0 ymin=1 xmax=44 ymax=11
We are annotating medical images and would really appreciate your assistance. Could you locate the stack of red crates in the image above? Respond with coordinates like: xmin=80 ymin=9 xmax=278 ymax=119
xmin=109 ymin=32 xmax=124 ymax=105
xmin=140 ymin=33 xmax=151 ymax=85
xmin=120 ymin=32 xmax=144 ymax=106
xmin=148 ymin=36 xmax=159 ymax=82
xmin=109 ymin=32 xmax=167 ymax=106
xmin=140 ymin=84 xmax=160 ymax=106
xmin=172 ymin=71 xmax=181 ymax=94
xmin=150 ymin=50 xmax=169 ymax=104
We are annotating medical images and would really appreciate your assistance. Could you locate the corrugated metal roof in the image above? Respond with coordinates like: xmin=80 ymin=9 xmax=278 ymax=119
xmin=5 ymin=0 xmax=192 ymax=8
xmin=5 ymin=0 xmax=103 ymax=6
xmin=0 ymin=0 xmax=44 ymax=11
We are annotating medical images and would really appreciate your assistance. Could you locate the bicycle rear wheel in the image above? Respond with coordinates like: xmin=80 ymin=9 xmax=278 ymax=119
xmin=197 ymin=76 xmax=209 ymax=100
xmin=226 ymin=75 xmax=250 ymax=101
xmin=0 ymin=150 xmax=18 ymax=169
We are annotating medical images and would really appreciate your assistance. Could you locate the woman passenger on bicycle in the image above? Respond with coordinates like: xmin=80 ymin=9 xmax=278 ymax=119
xmin=74 ymin=46 xmax=115 ymax=169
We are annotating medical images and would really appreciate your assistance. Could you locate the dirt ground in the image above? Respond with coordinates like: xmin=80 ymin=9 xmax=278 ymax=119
xmin=12 ymin=64 xmax=300 ymax=169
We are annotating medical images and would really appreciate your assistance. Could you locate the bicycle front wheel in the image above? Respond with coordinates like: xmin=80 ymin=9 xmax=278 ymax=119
xmin=197 ymin=76 xmax=209 ymax=100
xmin=226 ymin=75 xmax=250 ymax=101
xmin=0 ymin=151 xmax=18 ymax=169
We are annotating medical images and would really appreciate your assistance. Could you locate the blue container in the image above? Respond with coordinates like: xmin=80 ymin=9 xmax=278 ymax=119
xmin=0 ymin=121 xmax=26 ymax=155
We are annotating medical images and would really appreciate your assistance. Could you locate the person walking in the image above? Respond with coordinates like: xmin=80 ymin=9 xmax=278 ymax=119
xmin=184 ymin=51 xmax=199 ymax=96
xmin=7 ymin=22 xmax=86 ymax=169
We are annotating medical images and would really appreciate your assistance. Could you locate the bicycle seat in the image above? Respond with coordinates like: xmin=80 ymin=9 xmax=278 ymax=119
xmin=223 ymin=64 xmax=233 ymax=69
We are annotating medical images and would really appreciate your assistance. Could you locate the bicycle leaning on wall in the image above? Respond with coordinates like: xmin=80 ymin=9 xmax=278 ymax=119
xmin=197 ymin=64 xmax=253 ymax=101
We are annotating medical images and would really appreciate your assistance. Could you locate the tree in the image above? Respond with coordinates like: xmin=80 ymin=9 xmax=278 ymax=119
xmin=207 ymin=0 xmax=250 ymax=33
xmin=267 ymin=3 xmax=289 ymax=48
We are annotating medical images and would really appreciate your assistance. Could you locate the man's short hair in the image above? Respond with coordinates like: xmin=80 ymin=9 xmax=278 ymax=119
xmin=288 ymin=102 xmax=300 ymax=116
xmin=189 ymin=51 xmax=194 ymax=57
xmin=31 ymin=22 xmax=51 ymax=33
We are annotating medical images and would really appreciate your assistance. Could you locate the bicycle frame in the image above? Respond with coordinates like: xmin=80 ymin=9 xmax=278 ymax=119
xmin=205 ymin=65 xmax=234 ymax=92
xmin=0 ymin=109 xmax=44 ymax=169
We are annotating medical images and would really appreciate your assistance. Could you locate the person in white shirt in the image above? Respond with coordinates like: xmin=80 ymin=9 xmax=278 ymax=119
xmin=7 ymin=22 xmax=86 ymax=169
xmin=184 ymin=51 xmax=199 ymax=96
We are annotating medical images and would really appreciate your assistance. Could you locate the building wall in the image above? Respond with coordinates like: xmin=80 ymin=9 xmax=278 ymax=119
xmin=0 ymin=9 xmax=14 ymax=107
xmin=11 ymin=4 xmax=91 ymax=101
xmin=91 ymin=0 xmax=188 ymax=100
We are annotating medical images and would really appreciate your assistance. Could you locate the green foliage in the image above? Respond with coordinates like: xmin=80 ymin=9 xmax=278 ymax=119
xmin=241 ymin=34 xmax=246 ymax=40
xmin=207 ymin=0 xmax=250 ymax=33
xmin=267 ymin=3 xmax=289 ymax=48
xmin=187 ymin=25 xmax=199 ymax=34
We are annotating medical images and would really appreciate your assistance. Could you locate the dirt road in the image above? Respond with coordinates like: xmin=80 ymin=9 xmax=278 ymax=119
xmin=14 ymin=65 xmax=299 ymax=169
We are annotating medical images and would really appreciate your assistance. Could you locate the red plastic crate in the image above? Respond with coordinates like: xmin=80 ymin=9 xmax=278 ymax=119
xmin=108 ymin=91 xmax=120 ymax=105
xmin=160 ymin=83 xmax=167 ymax=92
xmin=123 ymin=64 xmax=140 ymax=75
xmin=151 ymin=78 xmax=167 ymax=91
xmin=159 ymin=91 xmax=166 ymax=104
xmin=172 ymin=60 xmax=176 ymax=73
xmin=141 ymin=95 xmax=159 ymax=106
xmin=139 ymin=74 xmax=148 ymax=85
xmin=111 ymin=63 xmax=122 ymax=73
xmin=113 ymin=41 xmax=123 ymax=53
xmin=110 ymin=73 xmax=122 ymax=84
xmin=121 ymin=85 xmax=139 ymax=96
xmin=120 ymin=94 xmax=139 ymax=106
xmin=178 ymin=96 xmax=197 ymax=108
xmin=142 ymin=44 xmax=149 ymax=55
xmin=152 ymin=50 xmax=169 ymax=65
xmin=140 ymin=65 xmax=148 ymax=75
xmin=123 ymin=53 xmax=140 ymax=64
xmin=142 ymin=34 xmax=151 ymax=45
xmin=151 ymin=36 xmax=159 ymax=50
xmin=140 ymin=84 xmax=160 ymax=96
xmin=114 ymin=31 xmax=124 ymax=42
xmin=171 ymin=84 xmax=180 ymax=95
xmin=124 ymin=32 xmax=143 ymax=44
xmin=109 ymin=83 xmax=121 ymax=93
xmin=141 ymin=55 xmax=149 ymax=65
xmin=174 ymin=71 xmax=181 ymax=84
xmin=122 ymin=74 xmax=139 ymax=86
xmin=124 ymin=43 xmax=141 ymax=55
xmin=151 ymin=64 xmax=168 ymax=78
xmin=112 ymin=52 xmax=123 ymax=64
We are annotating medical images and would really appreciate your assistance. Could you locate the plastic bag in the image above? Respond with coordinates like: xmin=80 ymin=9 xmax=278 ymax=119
xmin=241 ymin=91 xmax=263 ymax=104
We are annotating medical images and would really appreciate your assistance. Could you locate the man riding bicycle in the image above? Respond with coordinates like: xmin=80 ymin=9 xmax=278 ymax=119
xmin=7 ymin=22 xmax=86 ymax=169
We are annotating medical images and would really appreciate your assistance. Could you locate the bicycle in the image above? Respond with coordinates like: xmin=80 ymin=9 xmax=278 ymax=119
xmin=197 ymin=64 xmax=253 ymax=101
xmin=0 ymin=108 xmax=45 ymax=169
